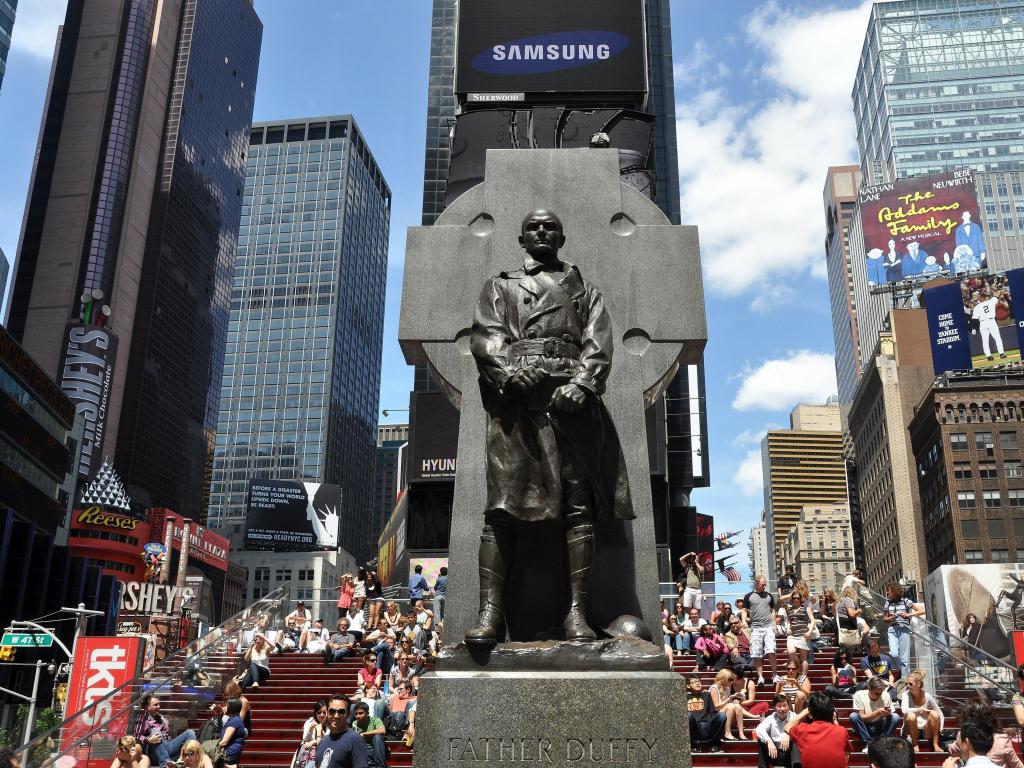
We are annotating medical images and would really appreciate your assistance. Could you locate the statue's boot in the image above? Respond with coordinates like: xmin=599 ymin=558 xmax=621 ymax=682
xmin=563 ymin=522 xmax=596 ymax=641
xmin=465 ymin=523 xmax=512 ymax=646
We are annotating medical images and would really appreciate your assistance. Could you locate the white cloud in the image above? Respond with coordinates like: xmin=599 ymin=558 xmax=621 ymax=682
xmin=10 ymin=0 xmax=65 ymax=60
xmin=731 ymin=428 xmax=768 ymax=448
xmin=732 ymin=350 xmax=837 ymax=411
xmin=734 ymin=449 xmax=765 ymax=496
xmin=676 ymin=2 xmax=872 ymax=299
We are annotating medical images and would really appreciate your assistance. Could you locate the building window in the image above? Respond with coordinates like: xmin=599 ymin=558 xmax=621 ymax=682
xmin=992 ymin=550 xmax=1011 ymax=563
xmin=1009 ymin=490 xmax=1024 ymax=508
xmin=298 ymin=569 xmax=314 ymax=581
xmin=253 ymin=586 xmax=267 ymax=600
xmin=984 ymin=491 xmax=1002 ymax=508
xmin=275 ymin=569 xmax=292 ymax=581
xmin=951 ymin=433 xmax=968 ymax=451
xmin=1007 ymin=461 xmax=1024 ymax=478
xmin=953 ymin=462 xmax=973 ymax=480
xmin=989 ymin=518 xmax=1007 ymax=538
xmin=976 ymin=432 xmax=994 ymax=451
xmin=254 ymin=567 xmax=270 ymax=582
xmin=1014 ymin=518 xmax=1024 ymax=536
xmin=979 ymin=462 xmax=999 ymax=480
xmin=962 ymin=520 xmax=980 ymax=539
xmin=964 ymin=550 xmax=984 ymax=563
xmin=958 ymin=491 xmax=977 ymax=509
xmin=1001 ymin=432 xmax=1020 ymax=450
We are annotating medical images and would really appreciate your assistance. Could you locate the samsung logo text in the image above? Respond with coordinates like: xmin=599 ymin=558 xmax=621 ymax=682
xmin=472 ymin=32 xmax=630 ymax=75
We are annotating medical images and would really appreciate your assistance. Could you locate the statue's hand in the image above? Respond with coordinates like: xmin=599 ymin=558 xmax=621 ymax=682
xmin=505 ymin=366 xmax=547 ymax=395
xmin=550 ymin=383 xmax=587 ymax=413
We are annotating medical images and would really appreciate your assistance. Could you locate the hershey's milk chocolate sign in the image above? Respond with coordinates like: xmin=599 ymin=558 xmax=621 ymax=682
xmin=59 ymin=324 xmax=118 ymax=478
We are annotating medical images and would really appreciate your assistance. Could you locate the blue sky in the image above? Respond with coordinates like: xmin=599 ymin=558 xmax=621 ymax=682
xmin=0 ymin=0 xmax=875 ymax=548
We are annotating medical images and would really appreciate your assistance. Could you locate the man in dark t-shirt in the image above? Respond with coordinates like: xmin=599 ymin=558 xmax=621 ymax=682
xmin=686 ymin=676 xmax=725 ymax=753
xmin=317 ymin=695 xmax=368 ymax=768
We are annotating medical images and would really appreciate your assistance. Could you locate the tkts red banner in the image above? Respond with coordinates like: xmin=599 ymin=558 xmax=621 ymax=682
xmin=858 ymin=169 xmax=984 ymax=287
xmin=62 ymin=637 xmax=144 ymax=766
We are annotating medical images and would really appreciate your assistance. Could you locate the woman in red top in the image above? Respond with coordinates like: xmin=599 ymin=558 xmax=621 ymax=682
xmin=356 ymin=653 xmax=382 ymax=695
xmin=336 ymin=574 xmax=354 ymax=610
xmin=784 ymin=692 xmax=852 ymax=768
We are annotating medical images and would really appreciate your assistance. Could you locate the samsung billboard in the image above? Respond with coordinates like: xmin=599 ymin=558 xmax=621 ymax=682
xmin=244 ymin=480 xmax=340 ymax=550
xmin=455 ymin=0 xmax=647 ymax=98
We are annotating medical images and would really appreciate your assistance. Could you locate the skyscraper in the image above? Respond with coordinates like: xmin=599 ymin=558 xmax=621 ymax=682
xmin=0 ymin=246 xmax=9 ymax=322
xmin=0 ymin=0 xmax=15 ymax=92
xmin=762 ymin=403 xmax=847 ymax=577
xmin=8 ymin=0 xmax=262 ymax=518
xmin=206 ymin=117 xmax=391 ymax=560
xmin=400 ymin=0 xmax=709 ymax=580
xmin=842 ymin=0 xmax=1024 ymax=393
xmin=373 ymin=424 xmax=408 ymax=548
xmin=823 ymin=166 xmax=863 ymax=410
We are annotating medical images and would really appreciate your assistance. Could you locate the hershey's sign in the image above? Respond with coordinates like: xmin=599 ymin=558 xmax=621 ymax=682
xmin=119 ymin=581 xmax=195 ymax=614
xmin=58 ymin=324 xmax=118 ymax=478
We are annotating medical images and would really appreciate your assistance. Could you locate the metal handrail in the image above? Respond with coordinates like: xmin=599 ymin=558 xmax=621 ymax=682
xmin=14 ymin=584 xmax=292 ymax=767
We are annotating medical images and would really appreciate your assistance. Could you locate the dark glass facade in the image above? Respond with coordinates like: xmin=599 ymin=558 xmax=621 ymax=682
xmin=0 ymin=0 xmax=14 ymax=92
xmin=116 ymin=0 xmax=262 ymax=520
xmin=8 ymin=0 xmax=263 ymax=524
xmin=208 ymin=117 xmax=391 ymax=561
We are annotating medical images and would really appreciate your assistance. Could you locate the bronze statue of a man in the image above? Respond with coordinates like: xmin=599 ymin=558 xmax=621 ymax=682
xmin=466 ymin=209 xmax=633 ymax=646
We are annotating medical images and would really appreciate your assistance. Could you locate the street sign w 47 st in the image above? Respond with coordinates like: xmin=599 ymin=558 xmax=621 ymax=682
xmin=1 ymin=632 xmax=54 ymax=648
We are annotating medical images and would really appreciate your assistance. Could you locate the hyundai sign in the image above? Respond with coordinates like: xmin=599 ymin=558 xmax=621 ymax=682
xmin=456 ymin=0 xmax=647 ymax=98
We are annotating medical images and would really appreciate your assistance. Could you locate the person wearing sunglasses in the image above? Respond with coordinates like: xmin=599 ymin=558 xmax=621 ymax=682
xmin=178 ymin=741 xmax=212 ymax=768
xmin=316 ymin=696 xmax=368 ymax=768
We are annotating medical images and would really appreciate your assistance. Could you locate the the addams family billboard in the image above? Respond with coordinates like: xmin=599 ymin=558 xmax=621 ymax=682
xmin=455 ymin=0 xmax=647 ymax=98
xmin=860 ymin=169 xmax=985 ymax=287
xmin=924 ymin=269 xmax=1024 ymax=373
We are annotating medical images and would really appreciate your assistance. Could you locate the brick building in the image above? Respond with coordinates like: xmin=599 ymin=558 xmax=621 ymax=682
xmin=911 ymin=370 xmax=1024 ymax=572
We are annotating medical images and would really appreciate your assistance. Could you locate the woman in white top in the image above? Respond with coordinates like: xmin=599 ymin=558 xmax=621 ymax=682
xmin=901 ymin=669 xmax=943 ymax=753
xmin=709 ymin=669 xmax=749 ymax=740
xmin=242 ymin=633 xmax=271 ymax=689
xmin=346 ymin=604 xmax=366 ymax=643
xmin=353 ymin=568 xmax=367 ymax=610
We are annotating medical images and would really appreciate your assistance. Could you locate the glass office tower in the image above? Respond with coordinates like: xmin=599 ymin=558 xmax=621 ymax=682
xmin=854 ymin=0 xmax=1024 ymax=184
xmin=8 ymin=0 xmax=262 ymax=520
xmin=0 ymin=0 xmax=15 ymax=92
xmin=206 ymin=117 xmax=391 ymax=560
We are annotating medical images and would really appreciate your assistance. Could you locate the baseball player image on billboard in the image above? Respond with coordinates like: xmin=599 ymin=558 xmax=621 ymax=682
xmin=962 ymin=274 xmax=1021 ymax=368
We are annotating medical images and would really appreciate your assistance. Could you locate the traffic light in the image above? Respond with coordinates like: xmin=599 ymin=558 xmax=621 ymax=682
xmin=0 ymin=646 xmax=16 ymax=661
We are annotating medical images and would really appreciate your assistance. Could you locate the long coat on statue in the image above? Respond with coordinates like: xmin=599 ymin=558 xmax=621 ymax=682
xmin=470 ymin=256 xmax=633 ymax=522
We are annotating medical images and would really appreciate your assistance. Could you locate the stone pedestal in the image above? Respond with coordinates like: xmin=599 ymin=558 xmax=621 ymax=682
xmin=415 ymin=640 xmax=690 ymax=768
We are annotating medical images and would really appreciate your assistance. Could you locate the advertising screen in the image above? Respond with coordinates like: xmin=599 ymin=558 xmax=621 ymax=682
xmin=455 ymin=0 xmax=647 ymax=97
xmin=924 ymin=269 xmax=1024 ymax=373
xmin=408 ymin=391 xmax=459 ymax=482
xmin=859 ymin=169 xmax=984 ymax=287
xmin=244 ymin=480 xmax=340 ymax=550
xmin=924 ymin=564 xmax=1024 ymax=669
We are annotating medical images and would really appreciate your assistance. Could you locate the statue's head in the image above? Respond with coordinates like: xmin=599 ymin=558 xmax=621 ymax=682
xmin=519 ymin=209 xmax=565 ymax=260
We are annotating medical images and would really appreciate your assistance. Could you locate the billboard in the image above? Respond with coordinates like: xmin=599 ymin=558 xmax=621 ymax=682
xmin=62 ymin=636 xmax=145 ymax=767
xmin=924 ymin=269 xmax=1024 ymax=373
xmin=859 ymin=169 xmax=984 ymax=287
xmin=57 ymin=324 xmax=118 ymax=478
xmin=244 ymin=480 xmax=340 ymax=550
xmin=924 ymin=564 xmax=1024 ymax=665
xmin=408 ymin=391 xmax=459 ymax=482
xmin=455 ymin=0 xmax=647 ymax=98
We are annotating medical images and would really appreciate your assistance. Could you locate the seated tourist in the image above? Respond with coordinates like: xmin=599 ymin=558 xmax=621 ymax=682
xmin=681 ymin=607 xmax=705 ymax=655
xmin=241 ymin=634 xmax=271 ymax=689
xmin=861 ymin=639 xmax=899 ymax=692
xmin=346 ymin=604 xmax=366 ymax=645
xmin=388 ymin=654 xmax=419 ymax=692
xmin=695 ymin=624 xmax=728 ymax=670
xmin=352 ymin=702 xmax=388 ymax=768
xmin=360 ymin=684 xmax=387 ymax=720
xmin=384 ymin=681 xmax=416 ymax=737
xmin=824 ymin=648 xmax=858 ymax=699
xmin=851 ymin=677 xmax=902 ymax=751
xmin=356 ymin=654 xmax=383 ymax=696
xmin=774 ymin=661 xmax=811 ymax=713
xmin=132 ymin=694 xmax=197 ymax=767
xmin=754 ymin=695 xmax=795 ymax=768
xmin=723 ymin=617 xmax=753 ymax=668
xmin=302 ymin=619 xmax=330 ymax=654
xmin=946 ymin=697 xmax=1023 ymax=768
xmin=323 ymin=619 xmax=357 ymax=664
xmin=178 ymin=740 xmax=213 ymax=768
xmin=686 ymin=675 xmax=726 ymax=753
xmin=110 ymin=736 xmax=151 ymax=768
xmin=732 ymin=666 xmax=770 ymax=718
xmin=784 ymin=692 xmax=852 ymax=768
xmin=709 ymin=669 xmax=749 ymax=740
xmin=901 ymin=669 xmax=943 ymax=753
xmin=218 ymin=699 xmax=247 ymax=768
